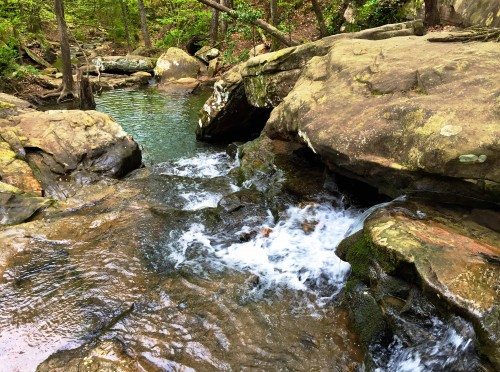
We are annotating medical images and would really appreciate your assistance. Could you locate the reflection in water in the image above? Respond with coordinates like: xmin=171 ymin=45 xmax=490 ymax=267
xmin=95 ymin=88 xmax=214 ymax=164
xmin=0 ymin=89 xmax=365 ymax=371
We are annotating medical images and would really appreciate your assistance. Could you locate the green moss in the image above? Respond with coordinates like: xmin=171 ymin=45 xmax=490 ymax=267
xmin=342 ymin=231 xmax=374 ymax=281
xmin=0 ymin=101 xmax=15 ymax=110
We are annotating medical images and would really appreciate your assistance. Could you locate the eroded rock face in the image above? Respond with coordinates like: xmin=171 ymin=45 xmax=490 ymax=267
xmin=265 ymin=36 xmax=500 ymax=204
xmin=338 ymin=201 xmax=500 ymax=368
xmin=438 ymin=0 xmax=500 ymax=27
xmin=0 ymin=110 xmax=141 ymax=199
xmin=197 ymin=65 xmax=272 ymax=143
xmin=154 ymin=47 xmax=201 ymax=81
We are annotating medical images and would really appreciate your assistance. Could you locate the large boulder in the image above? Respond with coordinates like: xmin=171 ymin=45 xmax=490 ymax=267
xmin=194 ymin=45 xmax=220 ymax=64
xmin=338 ymin=201 xmax=500 ymax=368
xmin=264 ymin=35 xmax=500 ymax=204
xmin=154 ymin=47 xmax=201 ymax=81
xmin=92 ymin=55 xmax=156 ymax=74
xmin=197 ymin=21 xmax=424 ymax=143
xmin=0 ymin=110 xmax=141 ymax=199
xmin=0 ymin=93 xmax=34 ymax=118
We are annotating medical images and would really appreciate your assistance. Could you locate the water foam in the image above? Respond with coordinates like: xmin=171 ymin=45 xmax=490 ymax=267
xmin=216 ymin=203 xmax=354 ymax=300
xmin=159 ymin=152 xmax=236 ymax=178
xmin=374 ymin=317 xmax=475 ymax=371
xmin=180 ymin=191 xmax=222 ymax=210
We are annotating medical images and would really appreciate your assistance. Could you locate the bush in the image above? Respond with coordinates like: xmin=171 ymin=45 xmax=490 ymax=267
xmin=355 ymin=0 xmax=409 ymax=29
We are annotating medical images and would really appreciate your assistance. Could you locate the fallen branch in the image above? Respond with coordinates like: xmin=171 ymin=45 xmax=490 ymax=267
xmin=21 ymin=46 xmax=52 ymax=68
xmin=196 ymin=0 xmax=299 ymax=47
xmin=428 ymin=27 xmax=500 ymax=43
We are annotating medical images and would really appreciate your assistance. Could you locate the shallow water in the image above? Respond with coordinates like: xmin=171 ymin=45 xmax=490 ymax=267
xmin=95 ymin=88 xmax=214 ymax=164
xmin=0 ymin=89 xmax=483 ymax=371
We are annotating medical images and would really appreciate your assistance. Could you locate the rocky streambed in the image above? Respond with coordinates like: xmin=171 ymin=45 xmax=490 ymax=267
xmin=0 ymin=23 xmax=499 ymax=371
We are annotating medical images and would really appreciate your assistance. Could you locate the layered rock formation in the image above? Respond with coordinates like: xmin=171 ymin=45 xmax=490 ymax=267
xmin=0 ymin=93 xmax=142 ymax=223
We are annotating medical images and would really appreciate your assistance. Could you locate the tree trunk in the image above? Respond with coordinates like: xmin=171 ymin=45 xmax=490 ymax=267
xmin=54 ymin=0 xmax=74 ymax=100
xmin=424 ymin=0 xmax=440 ymax=27
xmin=210 ymin=2 xmax=220 ymax=45
xmin=78 ymin=76 xmax=96 ymax=110
xmin=221 ymin=0 xmax=232 ymax=35
xmin=310 ymin=0 xmax=328 ymax=37
xmin=196 ymin=0 xmax=299 ymax=46
xmin=137 ymin=0 xmax=152 ymax=48
xmin=270 ymin=0 xmax=278 ymax=26
xmin=330 ymin=0 xmax=350 ymax=34
xmin=120 ymin=0 xmax=132 ymax=52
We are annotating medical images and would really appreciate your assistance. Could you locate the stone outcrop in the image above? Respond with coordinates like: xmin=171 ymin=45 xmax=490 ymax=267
xmin=197 ymin=65 xmax=272 ymax=142
xmin=264 ymin=35 xmax=499 ymax=204
xmin=337 ymin=201 xmax=500 ymax=369
xmin=0 ymin=101 xmax=142 ymax=200
xmin=0 ymin=93 xmax=34 ymax=118
xmin=92 ymin=55 xmax=156 ymax=74
xmin=438 ymin=0 xmax=500 ymax=27
xmin=197 ymin=21 xmax=425 ymax=143
xmin=154 ymin=47 xmax=201 ymax=81
xmin=198 ymin=25 xmax=499 ymax=205
xmin=0 ymin=182 xmax=52 ymax=226
xmin=194 ymin=46 xmax=220 ymax=64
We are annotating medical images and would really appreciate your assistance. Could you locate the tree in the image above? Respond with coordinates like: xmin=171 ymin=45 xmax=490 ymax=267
xmin=310 ymin=0 xmax=328 ymax=37
xmin=221 ymin=0 xmax=232 ymax=34
xmin=54 ymin=0 xmax=74 ymax=101
xmin=269 ymin=0 xmax=278 ymax=26
xmin=210 ymin=1 xmax=219 ymax=45
xmin=137 ymin=0 xmax=152 ymax=48
xmin=196 ymin=0 xmax=298 ymax=46
xmin=424 ymin=0 xmax=440 ymax=26
xmin=119 ymin=0 xmax=132 ymax=52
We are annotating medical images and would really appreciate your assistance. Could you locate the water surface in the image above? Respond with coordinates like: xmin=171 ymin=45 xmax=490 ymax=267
xmin=95 ymin=88 xmax=213 ymax=164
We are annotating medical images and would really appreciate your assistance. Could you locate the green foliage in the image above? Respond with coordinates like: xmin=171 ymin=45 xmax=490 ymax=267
xmin=234 ymin=2 xmax=263 ymax=23
xmin=352 ymin=0 xmax=409 ymax=30
xmin=154 ymin=0 xmax=211 ymax=48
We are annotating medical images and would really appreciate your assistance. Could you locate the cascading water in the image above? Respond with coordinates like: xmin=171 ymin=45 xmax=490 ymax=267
xmin=0 ymin=89 xmax=484 ymax=371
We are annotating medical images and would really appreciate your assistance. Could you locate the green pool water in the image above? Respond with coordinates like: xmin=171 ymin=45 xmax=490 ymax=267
xmin=95 ymin=87 xmax=213 ymax=164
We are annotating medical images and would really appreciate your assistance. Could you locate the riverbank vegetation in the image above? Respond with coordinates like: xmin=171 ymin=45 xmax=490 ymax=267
xmin=0 ymin=0 xmax=425 ymax=92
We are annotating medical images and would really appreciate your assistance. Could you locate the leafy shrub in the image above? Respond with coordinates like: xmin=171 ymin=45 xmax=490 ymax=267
xmin=355 ymin=0 xmax=409 ymax=29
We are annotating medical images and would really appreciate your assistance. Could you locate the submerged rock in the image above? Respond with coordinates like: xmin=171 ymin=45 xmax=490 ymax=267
xmin=37 ymin=339 xmax=143 ymax=372
xmin=338 ymin=201 xmax=500 ymax=368
xmin=0 ymin=109 xmax=141 ymax=199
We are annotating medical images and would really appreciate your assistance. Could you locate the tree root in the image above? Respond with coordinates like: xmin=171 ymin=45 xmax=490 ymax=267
xmin=428 ymin=27 xmax=500 ymax=43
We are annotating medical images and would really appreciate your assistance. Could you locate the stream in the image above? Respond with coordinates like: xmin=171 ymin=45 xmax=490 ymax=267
xmin=0 ymin=88 xmax=482 ymax=371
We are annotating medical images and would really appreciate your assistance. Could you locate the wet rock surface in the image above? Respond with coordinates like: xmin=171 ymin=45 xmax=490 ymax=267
xmin=338 ymin=201 xmax=500 ymax=369
xmin=0 ymin=150 xmax=363 ymax=371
